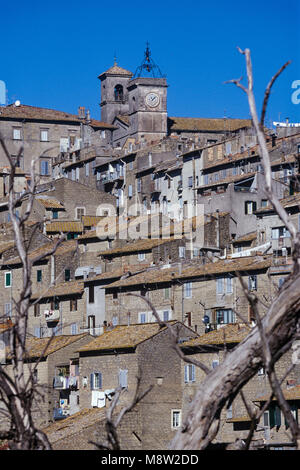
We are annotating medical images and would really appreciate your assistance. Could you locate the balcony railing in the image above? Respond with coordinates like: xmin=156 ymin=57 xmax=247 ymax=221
xmin=101 ymin=172 xmax=124 ymax=184
xmin=44 ymin=310 xmax=60 ymax=322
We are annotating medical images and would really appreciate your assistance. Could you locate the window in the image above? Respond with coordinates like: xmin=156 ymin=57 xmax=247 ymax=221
xmin=50 ymin=299 xmax=60 ymax=310
xmin=129 ymin=160 xmax=133 ymax=170
xmin=188 ymin=176 xmax=193 ymax=188
xmin=212 ymin=360 xmax=219 ymax=369
xmin=34 ymin=303 xmax=40 ymax=317
xmin=65 ymin=269 xmax=71 ymax=282
xmin=101 ymin=130 xmax=106 ymax=139
xmin=179 ymin=246 xmax=185 ymax=258
xmin=184 ymin=364 xmax=195 ymax=383
xmin=185 ymin=312 xmax=192 ymax=327
xmin=40 ymin=160 xmax=50 ymax=176
xmin=88 ymin=315 xmax=95 ymax=329
xmin=71 ymin=323 xmax=78 ymax=335
xmin=278 ymin=277 xmax=285 ymax=288
xmin=40 ymin=129 xmax=49 ymax=142
xmin=114 ymin=84 xmax=123 ymax=101
xmin=248 ymin=275 xmax=257 ymax=291
xmin=51 ymin=209 xmax=58 ymax=219
xmin=164 ymin=287 xmax=170 ymax=299
xmin=163 ymin=310 xmax=170 ymax=321
xmin=216 ymin=277 xmax=224 ymax=295
xmin=4 ymin=303 xmax=11 ymax=317
xmin=227 ymin=404 xmax=233 ymax=419
xmin=226 ymin=276 xmax=233 ymax=294
xmin=90 ymin=372 xmax=102 ymax=390
xmin=75 ymin=167 xmax=80 ymax=181
xmin=245 ymin=201 xmax=257 ymax=215
xmin=89 ymin=285 xmax=94 ymax=303
xmin=37 ymin=270 xmax=42 ymax=283
xmin=137 ymin=178 xmax=141 ymax=192
xmin=34 ymin=327 xmax=41 ymax=338
xmin=85 ymin=162 xmax=89 ymax=177
xmin=128 ymin=184 xmax=133 ymax=198
xmin=172 ymin=410 xmax=182 ymax=429
xmin=119 ymin=369 xmax=128 ymax=388
xmin=4 ymin=272 xmax=11 ymax=288
xmin=76 ymin=207 xmax=85 ymax=220
xmin=139 ymin=312 xmax=147 ymax=324
xmin=184 ymin=282 xmax=192 ymax=298
xmin=138 ymin=252 xmax=146 ymax=261
xmin=70 ymin=299 xmax=77 ymax=311
xmin=272 ymin=226 xmax=290 ymax=239
xmin=216 ymin=309 xmax=234 ymax=324
xmin=13 ymin=127 xmax=21 ymax=140
xmin=261 ymin=199 xmax=268 ymax=208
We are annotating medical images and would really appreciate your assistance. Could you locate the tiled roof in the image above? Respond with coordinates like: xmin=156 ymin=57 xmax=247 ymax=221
xmin=254 ymin=385 xmax=300 ymax=402
xmin=115 ymin=114 xmax=130 ymax=125
xmin=46 ymin=221 xmax=83 ymax=233
xmin=99 ymin=64 xmax=133 ymax=77
xmin=181 ymin=323 xmax=251 ymax=347
xmin=98 ymin=237 xmax=174 ymax=256
xmin=44 ymin=407 xmax=107 ymax=440
xmin=78 ymin=322 xmax=177 ymax=353
xmin=168 ymin=117 xmax=252 ymax=132
xmin=0 ymin=319 xmax=13 ymax=333
xmin=17 ymin=333 xmax=88 ymax=359
xmin=81 ymin=215 xmax=104 ymax=227
xmin=31 ymin=279 xmax=84 ymax=300
xmin=196 ymin=172 xmax=256 ymax=191
xmin=255 ymin=193 xmax=300 ymax=214
xmin=0 ymin=240 xmax=14 ymax=255
xmin=232 ymin=232 xmax=257 ymax=244
xmin=3 ymin=240 xmax=77 ymax=266
xmin=0 ymin=104 xmax=114 ymax=129
xmin=106 ymin=256 xmax=273 ymax=289
xmin=36 ymin=197 xmax=64 ymax=209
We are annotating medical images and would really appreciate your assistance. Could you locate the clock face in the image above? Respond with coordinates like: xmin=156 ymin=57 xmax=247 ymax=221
xmin=145 ymin=92 xmax=160 ymax=108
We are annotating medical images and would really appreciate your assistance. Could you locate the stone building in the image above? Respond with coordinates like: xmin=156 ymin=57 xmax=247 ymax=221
xmin=0 ymin=333 xmax=93 ymax=430
xmin=180 ymin=323 xmax=300 ymax=449
xmin=77 ymin=321 xmax=197 ymax=450
xmin=0 ymin=104 xmax=114 ymax=178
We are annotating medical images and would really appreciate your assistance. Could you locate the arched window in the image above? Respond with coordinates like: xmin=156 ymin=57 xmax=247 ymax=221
xmin=114 ymin=84 xmax=123 ymax=101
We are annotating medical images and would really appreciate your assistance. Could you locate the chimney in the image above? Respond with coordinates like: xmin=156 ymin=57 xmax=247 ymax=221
xmin=78 ymin=106 xmax=85 ymax=119
xmin=86 ymin=109 xmax=91 ymax=123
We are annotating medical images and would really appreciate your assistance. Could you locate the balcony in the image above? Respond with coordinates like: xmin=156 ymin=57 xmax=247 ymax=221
xmin=271 ymin=236 xmax=291 ymax=251
xmin=53 ymin=375 xmax=78 ymax=389
xmin=44 ymin=310 xmax=60 ymax=322
xmin=101 ymin=172 xmax=124 ymax=185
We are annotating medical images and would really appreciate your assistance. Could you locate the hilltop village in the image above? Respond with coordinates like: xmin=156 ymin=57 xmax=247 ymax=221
xmin=0 ymin=48 xmax=300 ymax=450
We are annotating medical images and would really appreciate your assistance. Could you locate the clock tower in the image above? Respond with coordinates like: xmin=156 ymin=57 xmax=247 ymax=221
xmin=127 ymin=44 xmax=168 ymax=144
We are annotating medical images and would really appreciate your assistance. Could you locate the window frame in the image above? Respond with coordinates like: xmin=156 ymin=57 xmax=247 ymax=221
xmin=4 ymin=271 xmax=11 ymax=288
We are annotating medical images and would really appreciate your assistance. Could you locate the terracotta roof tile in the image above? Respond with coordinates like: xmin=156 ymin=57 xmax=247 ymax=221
xmin=232 ymin=232 xmax=257 ymax=244
xmin=46 ymin=221 xmax=83 ymax=233
xmin=31 ymin=279 xmax=84 ymax=300
xmin=181 ymin=323 xmax=251 ymax=347
xmin=78 ymin=322 xmax=177 ymax=353
xmin=99 ymin=64 xmax=133 ymax=77
xmin=254 ymin=385 xmax=300 ymax=402
xmin=4 ymin=240 xmax=77 ymax=266
xmin=106 ymin=256 xmax=273 ymax=289
xmin=36 ymin=197 xmax=64 ymax=209
xmin=14 ymin=333 xmax=88 ymax=359
xmin=0 ymin=104 xmax=114 ymax=129
xmin=168 ymin=117 xmax=252 ymax=132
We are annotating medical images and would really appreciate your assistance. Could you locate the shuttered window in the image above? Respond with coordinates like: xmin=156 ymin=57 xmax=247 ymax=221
xmin=184 ymin=364 xmax=195 ymax=383
xmin=90 ymin=372 xmax=102 ymax=390
xmin=119 ymin=369 xmax=128 ymax=388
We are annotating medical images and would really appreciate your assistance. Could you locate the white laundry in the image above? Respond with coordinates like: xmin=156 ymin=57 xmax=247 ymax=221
xmin=91 ymin=391 xmax=106 ymax=408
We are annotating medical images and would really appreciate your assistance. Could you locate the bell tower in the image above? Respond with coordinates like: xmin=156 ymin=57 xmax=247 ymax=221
xmin=127 ymin=44 xmax=168 ymax=143
xmin=98 ymin=59 xmax=133 ymax=124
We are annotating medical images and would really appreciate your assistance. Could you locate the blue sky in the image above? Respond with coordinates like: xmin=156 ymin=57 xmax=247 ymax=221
xmin=1 ymin=0 xmax=299 ymax=127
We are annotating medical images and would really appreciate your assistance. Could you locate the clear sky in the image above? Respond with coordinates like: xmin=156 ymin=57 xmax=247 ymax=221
xmin=1 ymin=0 xmax=299 ymax=127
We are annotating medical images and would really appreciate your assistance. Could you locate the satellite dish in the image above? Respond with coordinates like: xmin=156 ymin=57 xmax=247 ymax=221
xmin=15 ymin=100 xmax=21 ymax=107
